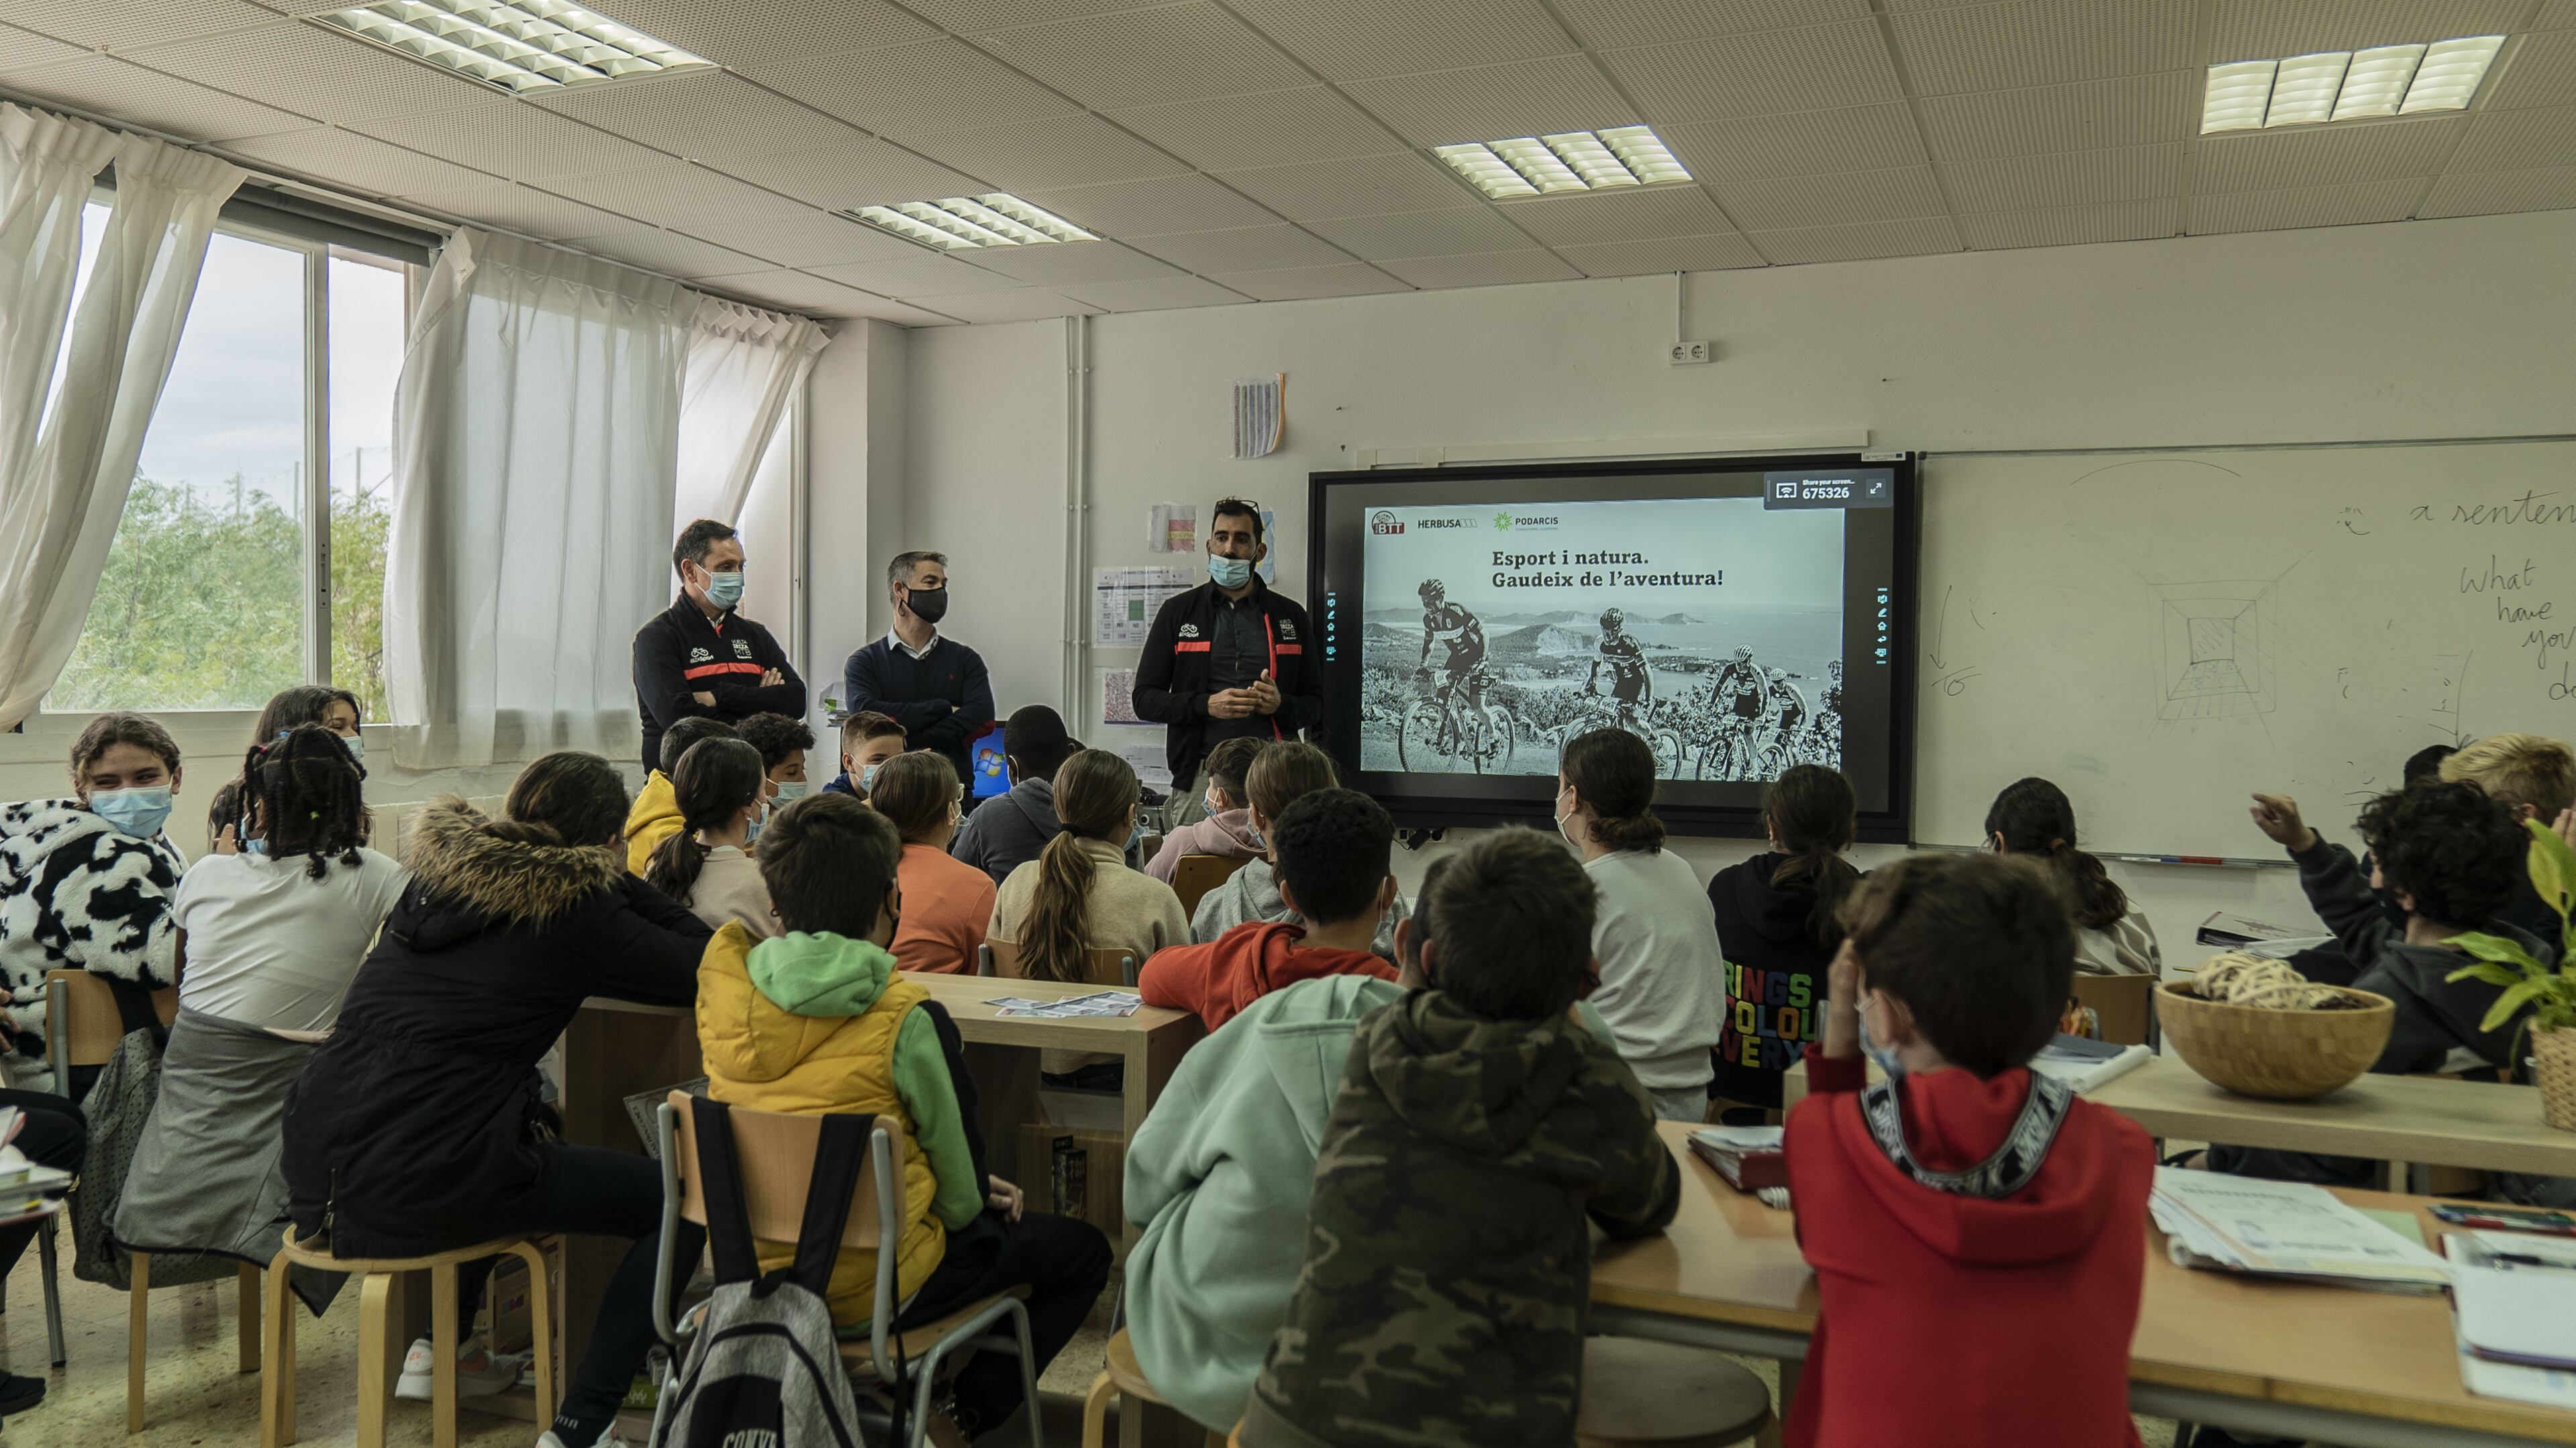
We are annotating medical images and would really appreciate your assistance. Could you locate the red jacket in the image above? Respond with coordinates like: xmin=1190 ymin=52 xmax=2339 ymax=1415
xmin=1783 ymin=1046 xmax=2153 ymax=1448
xmin=1136 ymin=921 xmax=1395 ymax=1031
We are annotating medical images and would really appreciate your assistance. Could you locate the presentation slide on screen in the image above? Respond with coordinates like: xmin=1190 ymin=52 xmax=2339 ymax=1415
xmin=1358 ymin=496 xmax=1846 ymax=781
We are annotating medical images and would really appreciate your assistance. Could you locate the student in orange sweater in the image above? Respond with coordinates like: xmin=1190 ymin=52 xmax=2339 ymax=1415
xmin=1785 ymin=851 xmax=2154 ymax=1448
xmin=1138 ymin=788 xmax=1397 ymax=1031
xmin=863 ymin=751 xmax=997 ymax=975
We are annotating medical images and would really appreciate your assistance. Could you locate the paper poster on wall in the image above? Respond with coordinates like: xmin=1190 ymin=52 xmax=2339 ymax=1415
xmin=1093 ymin=566 xmax=1198 ymax=647
xmin=1258 ymin=507 xmax=1277 ymax=583
xmin=1118 ymin=741 xmax=1173 ymax=789
xmin=1233 ymin=374 xmax=1284 ymax=458
xmin=1101 ymin=669 xmax=1154 ymax=726
xmin=1148 ymin=503 xmax=1197 ymax=554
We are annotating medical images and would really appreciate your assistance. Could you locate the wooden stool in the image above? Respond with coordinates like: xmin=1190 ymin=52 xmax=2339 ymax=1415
xmin=265 ymin=1227 xmax=558 ymax=1448
xmin=1082 ymin=1329 xmax=1228 ymax=1448
xmin=1579 ymin=1336 xmax=1779 ymax=1448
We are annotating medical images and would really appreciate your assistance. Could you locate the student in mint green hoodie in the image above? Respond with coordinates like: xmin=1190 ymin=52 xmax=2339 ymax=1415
xmin=697 ymin=793 xmax=1111 ymax=1442
xmin=1122 ymin=851 xmax=1620 ymax=1434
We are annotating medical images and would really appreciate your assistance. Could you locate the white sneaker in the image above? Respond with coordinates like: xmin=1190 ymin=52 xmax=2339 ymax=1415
xmin=394 ymin=1336 xmax=525 ymax=1400
xmin=534 ymin=1427 xmax=632 ymax=1448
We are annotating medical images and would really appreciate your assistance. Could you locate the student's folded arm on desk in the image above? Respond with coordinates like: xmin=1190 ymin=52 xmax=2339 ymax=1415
xmin=1589 ymin=1074 xmax=1682 ymax=1239
xmin=895 ymin=1002 xmax=987 ymax=1230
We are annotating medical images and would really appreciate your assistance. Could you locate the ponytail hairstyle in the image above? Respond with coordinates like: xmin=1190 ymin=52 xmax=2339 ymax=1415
xmin=1983 ymin=776 xmax=2128 ymax=931
xmin=1560 ymin=727 xmax=1666 ymax=854
xmin=646 ymin=737 xmax=764 ymax=904
xmin=240 ymin=723 xmax=370 ymax=880
xmin=1763 ymin=764 xmax=1860 ymax=948
xmin=1018 ymin=749 xmax=1137 ymax=984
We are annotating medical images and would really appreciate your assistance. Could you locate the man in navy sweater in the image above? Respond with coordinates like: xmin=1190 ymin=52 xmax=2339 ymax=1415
xmin=842 ymin=550 xmax=997 ymax=790
xmin=633 ymin=519 xmax=805 ymax=774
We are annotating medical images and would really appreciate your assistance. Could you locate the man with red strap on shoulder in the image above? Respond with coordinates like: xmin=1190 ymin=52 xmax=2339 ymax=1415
xmin=632 ymin=519 xmax=806 ymax=774
xmin=1130 ymin=498 xmax=1324 ymax=829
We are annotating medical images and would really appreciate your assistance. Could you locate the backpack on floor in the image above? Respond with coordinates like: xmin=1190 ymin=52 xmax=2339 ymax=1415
xmin=652 ymin=1098 xmax=871 ymax=1448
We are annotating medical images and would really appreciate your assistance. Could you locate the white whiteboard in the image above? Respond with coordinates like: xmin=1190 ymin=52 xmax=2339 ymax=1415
xmin=1914 ymin=439 xmax=2576 ymax=858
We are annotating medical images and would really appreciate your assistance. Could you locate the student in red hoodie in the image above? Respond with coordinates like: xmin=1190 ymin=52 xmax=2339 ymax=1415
xmin=1785 ymin=851 xmax=2154 ymax=1448
xmin=1138 ymin=788 xmax=1398 ymax=1031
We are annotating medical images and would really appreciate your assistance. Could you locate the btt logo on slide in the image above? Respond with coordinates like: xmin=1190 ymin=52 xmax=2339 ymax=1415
xmin=1370 ymin=510 xmax=1403 ymax=535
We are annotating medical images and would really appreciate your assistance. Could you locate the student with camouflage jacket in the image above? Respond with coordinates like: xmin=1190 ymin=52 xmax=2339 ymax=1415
xmin=1240 ymin=829 xmax=1678 ymax=1448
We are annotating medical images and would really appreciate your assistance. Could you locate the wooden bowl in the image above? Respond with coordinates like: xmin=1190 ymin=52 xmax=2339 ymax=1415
xmin=2153 ymin=980 xmax=2395 ymax=1100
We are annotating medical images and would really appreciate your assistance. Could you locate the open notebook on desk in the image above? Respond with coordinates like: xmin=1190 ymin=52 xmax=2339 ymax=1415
xmin=2150 ymin=1169 xmax=2450 ymax=1294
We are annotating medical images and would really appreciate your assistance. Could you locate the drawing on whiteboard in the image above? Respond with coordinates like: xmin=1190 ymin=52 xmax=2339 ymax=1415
xmin=2157 ymin=578 xmax=2279 ymax=720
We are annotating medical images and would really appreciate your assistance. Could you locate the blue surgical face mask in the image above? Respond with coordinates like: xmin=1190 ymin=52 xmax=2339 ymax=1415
xmin=1861 ymin=994 xmax=1907 ymax=1083
xmin=705 ymin=568 xmax=745 ymax=609
xmin=1207 ymin=554 xmax=1252 ymax=590
xmin=340 ymin=733 xmax=365 ymax=766
xmin=744 ymin=803 xmax=766 ymax=845
xmin=1203 ymin=790 xmax=1221 ymax=818
xmin=773 ymin=780 xmax=809 ymax=803
xmin=860 ymin=762 xmax=882 ymax=790
xmin=244 ymin=837 xmax=268 ymax=858
xmin=90 ymin=786 xmax=175 ymax=839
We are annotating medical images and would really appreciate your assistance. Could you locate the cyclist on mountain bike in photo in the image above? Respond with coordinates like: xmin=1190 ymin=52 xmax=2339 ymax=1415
xmin=1710 ymin=645 xmax=1767 ymax=725
xmin=1414 ymin=579 xmax=1488 ymax=709
xmin=1763 ymin=667 xmax=1810 ymax=761
xmin=1584 ymin=607 xmax=1651 ymax=731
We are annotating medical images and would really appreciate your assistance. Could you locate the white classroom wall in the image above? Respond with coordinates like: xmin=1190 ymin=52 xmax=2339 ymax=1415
xmin=807 ymin=206 xmax=2576 ymax=964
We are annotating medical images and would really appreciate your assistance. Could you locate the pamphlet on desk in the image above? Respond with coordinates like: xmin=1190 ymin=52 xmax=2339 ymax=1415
xmin=2443 ymin=1231 xmax=2576 ymax=1407
xmin=2028 ymin=1035 xmax=2152 ymax=1092
xmin=2148 ymin=1169 xmax=2450 ymax=1294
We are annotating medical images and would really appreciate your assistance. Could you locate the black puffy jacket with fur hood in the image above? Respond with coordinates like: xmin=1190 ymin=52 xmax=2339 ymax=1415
xmin=281 ymin=799 xmax=711 ymax=1257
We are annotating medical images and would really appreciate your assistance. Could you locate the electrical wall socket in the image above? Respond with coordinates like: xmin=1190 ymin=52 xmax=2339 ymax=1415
xmin=1667 ymin=340 xmax=1712 ymax=365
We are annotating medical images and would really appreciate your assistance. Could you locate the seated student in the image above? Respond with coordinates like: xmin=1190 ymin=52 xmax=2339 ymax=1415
xmin=698 ymin=794 xmax=1109 ymax=1441
xmin=117 ymin=727 xmax=405 ymax=1323
xmin=643 ymin=737 xmax=775 ymax=938
xmin=625 ymin=715 xmax=737 ymax=875
xmin=1146 ymin=736 xmax=1267 ymax=883
xmin=0 ymin=713 xmax=189 ymax=1096
xmin=950 ymin=705 xmax=1077 ymax=884
xmin=1708 ymin=764 xmax=1861 ymax=1113
xmin=1985 ymin=777 xmax=2161 ymax=976
xmin=822 ymin=710 xmax=907 ymax=800
xmin=1785 ymin=852 xmax=2154 ymax=1448
xmin=1555 ymin=727 xmax=1727 ymax=1121
xmin=206 ymin=778 xmax=246 ymax=856
xmin=2439 ymin=733 xmax=2575 ymax=940
xmin=1191 ymin=741 xmax=1409 ymax=956
xmin=1139 ymin=789 xmax=1398 ymax=1031
xmin=2285 ymin=741 xmax=2468 ymax=988
xmin=735 ymin=711 xmax=816 ymax=805
xmin=251 ymin=684 xmax=366 ymax=756
xmin=281 ymin=753 xmax=714 ymax=1448
xmin=864 ymin=752 xmax=997 ymax=974
xmin=1240 ymin=829 xmax=1677 ymax=1448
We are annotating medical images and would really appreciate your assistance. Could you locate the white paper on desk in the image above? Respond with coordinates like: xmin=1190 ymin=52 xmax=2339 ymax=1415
xmin=2459 ymin=1231 xmax=2576 ymax=1270
xmin=1692 ymin=1125 xmax=1785 ymax=1152
xmin=2030 ymin=1041 xmax=2151 ymax=1093
xmin=2452 ymin=1261 xmax=2576 ymax=1369
xmin=2457 ymin=1321 xmax=2576 ymax=1409
xmin=2150 ymin=1169 xmax=2452 ymax=1289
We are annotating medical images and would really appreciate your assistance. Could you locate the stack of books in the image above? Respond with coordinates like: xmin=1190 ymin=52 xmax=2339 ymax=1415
xmin=1685 ymin=1125 xmax=1785 ymax=1192
xmin=2149 ymin=1169 xmax=2450 ymax=1294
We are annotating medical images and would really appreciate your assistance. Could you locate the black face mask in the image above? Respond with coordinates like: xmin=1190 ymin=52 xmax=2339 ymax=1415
xmin=906 ymin=586 xmax=949 ymax=624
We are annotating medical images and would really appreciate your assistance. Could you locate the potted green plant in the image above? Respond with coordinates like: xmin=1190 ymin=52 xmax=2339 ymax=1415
xmin=2450 ymin=817 xmax=2576 ymax=1129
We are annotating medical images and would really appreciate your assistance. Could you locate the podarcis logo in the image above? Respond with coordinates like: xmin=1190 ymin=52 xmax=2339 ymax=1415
xmin=1493 ymin=511 xmax=1512 ymax=530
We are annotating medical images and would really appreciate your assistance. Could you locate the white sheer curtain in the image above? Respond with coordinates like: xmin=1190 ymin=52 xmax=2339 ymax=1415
xmin=383 ymin=228 xmax=697 ymax=769
xmin=673 ymin=295 xmax=826 ymax=527
xmin=0 ymin=107 xmax=244 ymax=730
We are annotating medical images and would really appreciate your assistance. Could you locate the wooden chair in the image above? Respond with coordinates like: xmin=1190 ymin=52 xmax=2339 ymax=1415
xmin=1170 ymin=854 xmax=1252 ymax=919
xmin=2071 ymin=973 xmax=2157 ymax=1047
xmin=1576 ymin=1337 xmax=1779 ymax=1448
xmin=652 ymin=1092 xmax=1043 ymax=1448
xmin=1082 ymin=1328 xmax=1228 ymax=1448
xmin=266 ymin=1227 xmax=556 ymax=1448
xmin=987 ymin=939 xmax=1139 ymax=988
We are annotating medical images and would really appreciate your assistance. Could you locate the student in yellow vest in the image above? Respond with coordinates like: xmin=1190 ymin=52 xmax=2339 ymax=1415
xmin=695 ymin=792 xmax=1110 ymax=1441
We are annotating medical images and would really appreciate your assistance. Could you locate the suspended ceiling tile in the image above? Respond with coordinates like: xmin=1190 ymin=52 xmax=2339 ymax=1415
xmin=1342 ymin=56 xmax=1639 ymax=148
xmin=970 ymin=4 xmax=1308 ymax=111
xmin=1915 ymin=71 xmax=2191 ymax=162
xmin=2417 ymin=163 xmax=2576 ymax=217
xmin=2185 ymin=176 xmax=2424 ymax=233
xmin=1554 ymin=231 xmax=1769 ymax=274
xmin=541 ymin=162 xmax=813 ymax=226
xmin=1375 ymin=248 xmax=1582 ymax=289
xmin=913 ymin=114 xmax=1191 ymax=193
xmin=229 ymin=123 xmax=509 ymax=195
xmin=1550 ymin=0 xmax=1868 ymax=50
xmin=5 ymin=54 xmax=320 ymax=143
xmin=1712 ymin=163 xmax=1947 ymax=229
xmin=7 ymin=0 xmax=276 ymax=53
xmin=584 ymin=0 xmax=936 ymax=67
xmin=806 ymin=253 xmax=1026 ymax=297
xmin=534 ymin=73 xmax=866 ymax=164
xmin=722 ymin=141 xmax=983 ymax=213
xmin=1224 ymin=0 xmax=1575 ymax=84
xmin=964 ymin=238 xmax=1185 ymax=285
xmin=1498 ymin=185 xmax=1738 ymax=246
xmin=1940 ymin=141 xmax=2179 ymax=211
xmin=1207 ymin=261 xmax=1409 ymax=300
xmin=1054 ymin=274 xmax=1253 ymax=311
xmin=1742 ymin=214 xmax=1963 ymax=263
xmin=2193 ymin=117 xmax=2460 ymax=195
xmin=1889 ymin=0 xmax=2194 ymax=96
xmin=2208 ymin=0 xmax=2532 ymax=65
xmin=348 ymin=105 xmax=675 ymax=183
xmin=2540 ymin=0 xmax=2576 ymax=25
xmin=2448 ymin=104 xmax=2576 ymax=172
xmin=744 ymin=38 xmax=1083 ymax=141
xmin=1128 ymin=223 xmax=1354 ymax=272
xmin=679 ymin=209 xmax=926 ymax=268
xmin=397 ymin=181 xmax=654 ymax=237
xmin=899 ymin=0 xmax=1152 ymax=33
xmin=1106 ymin=87 xmax=1408 ymax=174
xmin=1023 ymin=172 xmax=1281 ymax=236
xmin=925 ymin=289 xmax=1103 ymax=323
xmin=691 ymin=267 xmax=892 ymax=317
xmin=0 ymin=25 xmax=88 ymax=72
xmin=1213 ymin=152 xmax=1479 ymax=221
xmin=120 ymin=21 xmax=496 ymax=124
xmin=1305 ymin=206 xmax=1534 ymax=260
xmin=1954 ymin=197 xmax=2179 ymax=248
xmin=2485 ymin=29 xmax=2576 ymax=109
xmin=1660 ymin=104 xmax=1928 ymax=182
xmin=567 ymin=227 xmax=775 ymax=278
xmin=1597 ymin=21 xmax=1903 ymax=123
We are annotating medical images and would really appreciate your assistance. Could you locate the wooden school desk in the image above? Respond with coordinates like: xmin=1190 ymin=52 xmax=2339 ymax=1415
xmin=1591 ymin=1122 xmax=2576 ymax=1448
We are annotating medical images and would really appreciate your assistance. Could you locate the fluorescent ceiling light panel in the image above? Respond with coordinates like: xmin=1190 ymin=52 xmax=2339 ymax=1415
xmin=317 ymin=0 xmax=707 ymax=93
xmin=843 ymin=194 xmax=1097 ymax=251
xmin=2201 ymin=34 xmax=2504 ymax=133
xmin=1435 ymin=126 xmax=1693 ymax=200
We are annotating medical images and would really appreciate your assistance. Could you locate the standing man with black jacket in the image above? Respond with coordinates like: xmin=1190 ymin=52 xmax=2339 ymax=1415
xmin=843 ymin=550 xmax=997 ymax=790
xmin=1132 ymin=499 xmax=1324 ymax=828
xmin=632 ymin=519 xmax=806 ymax=774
